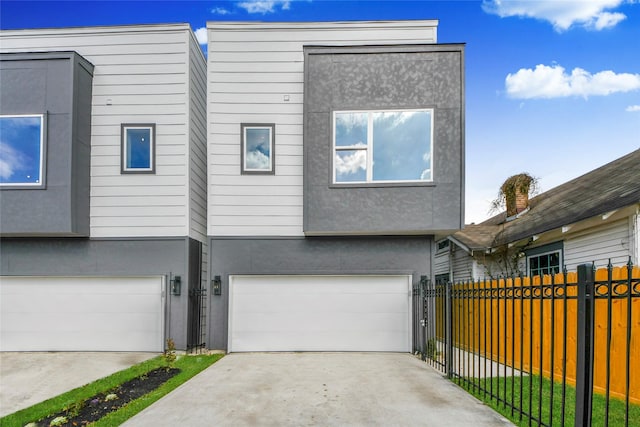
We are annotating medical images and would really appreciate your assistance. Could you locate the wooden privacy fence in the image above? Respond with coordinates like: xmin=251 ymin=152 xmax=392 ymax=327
xmin=447 ymin=264 xmax=639 ymax=405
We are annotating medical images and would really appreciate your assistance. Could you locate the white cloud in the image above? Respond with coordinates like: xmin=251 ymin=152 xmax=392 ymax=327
xmin=211 ymin=7 xmax=232 ymax=15
xmin=626 ymin=105 xmax=640 ymax=112
xmin=194 ymin=27 xmax=207 ymax=45
xmin=0 ymin=141 xmax=25 ymax=180
xmin=246 ymin=150 xmax=271 ymax=170
xmin=505 ymin=64 xmax=640 ymax=99
xmin=335 ymin=151 xmax=366 ymax=175
xmin=237 ymin=1 xmax=290 ymax=14
xmin=482 ymin=0 xmax=627 ymax=31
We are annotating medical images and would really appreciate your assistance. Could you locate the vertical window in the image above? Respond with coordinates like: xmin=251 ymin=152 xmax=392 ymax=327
xmin=0 ymin=114 xmax=46 ymax=188
xmin=333 ymin=109 xmax=433 ymax=184
xmin=241 ymin=123 xmax=275 ymax=175
xmin=121 ymin=124 xmax=155 ymax=174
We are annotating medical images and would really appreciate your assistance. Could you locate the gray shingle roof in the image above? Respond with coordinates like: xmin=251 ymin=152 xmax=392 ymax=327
xmin=453 ymin=149 xmax=640 ymax=250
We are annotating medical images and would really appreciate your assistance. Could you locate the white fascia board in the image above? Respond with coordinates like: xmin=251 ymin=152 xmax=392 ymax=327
xmin=207 ymin=20 xmax=439 ymax=31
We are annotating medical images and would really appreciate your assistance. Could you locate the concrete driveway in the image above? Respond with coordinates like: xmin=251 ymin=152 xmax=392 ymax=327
xmin=0 ymin=352 xmax=157 ymax=417
xmin=123 ymin=353 xmax=514 ymax=426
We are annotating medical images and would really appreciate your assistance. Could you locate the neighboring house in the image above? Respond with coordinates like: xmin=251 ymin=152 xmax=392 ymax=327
xmin=0 ymin=24 xmax=207 ymax=351
xmin=435 ymin=149 xmax=640 ymax=282
xmin=206 ymin=21 xmax=465 ymax=352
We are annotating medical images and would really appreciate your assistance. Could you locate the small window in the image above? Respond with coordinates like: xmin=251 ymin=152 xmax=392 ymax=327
xmin=437 ymin=240 xmax=450 ymax=252
xmin=241 ymin=123 xmax=275 ymax=175
xmin=333 ymin=109 xmax=433 ymax=184
xmin=528 ymin=250 xmax=562 ymax=277
xmin=121 ymin=124 xmax=155 ymax=174
xmin=0 ymin=114 xmax=46 ymax=188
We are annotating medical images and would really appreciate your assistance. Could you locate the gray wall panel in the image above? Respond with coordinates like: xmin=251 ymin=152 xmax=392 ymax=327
xmin=208 ymin=236 xmax=432 ymax=350
xmin=0 ymin=52 xmax=93 ymax=236
xmin=0 ymin=237 xmax=196 ymax=349
xmin=303 ymin=44 xmax=465 ymax=235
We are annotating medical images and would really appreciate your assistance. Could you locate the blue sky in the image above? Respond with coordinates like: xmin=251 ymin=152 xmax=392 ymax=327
xmin=2 ymin=0 xmax=639 ymax=223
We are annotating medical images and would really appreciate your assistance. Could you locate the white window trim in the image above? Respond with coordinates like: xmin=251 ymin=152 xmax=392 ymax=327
xmin=332 ymin=108 xmax=434 ymax=185
xmin=121 ymin=123 xmax=155 ymax=174
xmin=0 ymin=113 xmax=46 ymax=188
xmin=527 ymin=249 xmax=563 ymax=277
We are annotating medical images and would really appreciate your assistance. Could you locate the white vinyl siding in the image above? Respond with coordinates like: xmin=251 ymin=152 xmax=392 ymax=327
xmin=187 ymin=32 xmax=208 ymax=243
xmin=564 ymin=218 xmax=632 ymax=270
xmin=208 ymin=21 xmax=437 ymax=237
xmin=0 ymin=24 xmax=203 ymax=239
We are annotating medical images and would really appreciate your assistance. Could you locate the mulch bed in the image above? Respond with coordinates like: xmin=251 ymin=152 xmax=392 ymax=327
xmin=32 ymin=367 xmax=180 ymax=426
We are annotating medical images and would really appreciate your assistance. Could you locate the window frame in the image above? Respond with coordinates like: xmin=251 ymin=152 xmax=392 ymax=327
xmin=0 ymin=113 xmax=47 ymax=189
xmin=121 ymin=123 xmax=156 ymax=174
xmin=331 ymin=108 xmax=434 ymax=185
xmin=240 ymin=123 xmax=275 ymax=175
xmin=526 ymin=246 xmax=563 ymax=278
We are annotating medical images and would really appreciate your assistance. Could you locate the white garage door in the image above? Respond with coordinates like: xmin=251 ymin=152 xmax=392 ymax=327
xmin=0 ymin=276 xmax=165 ymax=352
xmin=229 ymin=275 xmax=411 ymax=352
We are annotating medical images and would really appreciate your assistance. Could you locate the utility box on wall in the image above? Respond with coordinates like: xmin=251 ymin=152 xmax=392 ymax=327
xmin=0 ymin=52 xmax=94 ymax=236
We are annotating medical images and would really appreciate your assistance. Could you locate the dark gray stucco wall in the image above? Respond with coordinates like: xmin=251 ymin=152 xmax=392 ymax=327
xmin=208 ymin=236 xmax=433 ymax=350
xmin=303 ymin=44 xmax=465 ymax=235
xmin=0 ymin=52 xmax=93 ymax=236
xmin=0 ymin=237 xmax=199 ymax=350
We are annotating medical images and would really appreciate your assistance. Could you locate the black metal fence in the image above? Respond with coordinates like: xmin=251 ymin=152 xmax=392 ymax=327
xmin=414 ymin=261 xmax=639 ymax=427
xmin=186 ymin=286 xmax=207 ymax=353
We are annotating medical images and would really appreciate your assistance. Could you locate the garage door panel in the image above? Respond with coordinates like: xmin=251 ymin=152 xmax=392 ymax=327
xmin=1 ymin=276 xmax=164 ymax=352
xmin=229 ymin=275 xmax=411 ymax=352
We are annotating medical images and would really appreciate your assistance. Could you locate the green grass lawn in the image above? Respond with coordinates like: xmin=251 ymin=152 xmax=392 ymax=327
xmin=458 ymin=375 xmax=639 ymax=427
xmin=0 ymin=353 xmax=223 ymax=427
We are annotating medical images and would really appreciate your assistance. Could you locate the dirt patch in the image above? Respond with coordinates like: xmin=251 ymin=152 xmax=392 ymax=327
xmin=31 ymin=367 xmax=179 ymax=426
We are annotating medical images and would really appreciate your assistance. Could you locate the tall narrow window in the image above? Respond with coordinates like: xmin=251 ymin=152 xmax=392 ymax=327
xmin=241 ymin=123 xmax=275 ymax=175
xmin=0 ymin=114 xmax=46 ymax=188
xmin=121 ymin=124 xmax=155 ymax=174
xmin=333 ymin=109 xmax=433 ymax=184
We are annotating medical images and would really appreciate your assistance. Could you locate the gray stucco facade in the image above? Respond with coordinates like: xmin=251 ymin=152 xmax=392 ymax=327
xmin=0 ymin=237 xmax=200 ymax=350
xmin=207 ymin=236 xmax=433 ymax=350
xmin=303 ymin=44 xmax=465 ymax=235
xmin=0 ymin=52 xmax=93 ymax=236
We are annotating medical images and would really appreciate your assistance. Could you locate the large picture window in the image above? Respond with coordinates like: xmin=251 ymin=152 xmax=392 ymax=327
xmin=0 ymin=114 xmax=46 ymax=188
xmin=333 ymin=109 xmax=433 ymax=184
xmin=121 ymin=124 xmax=155 ymax=174
xmin=241 ymin=123 xmax=275 ymax=175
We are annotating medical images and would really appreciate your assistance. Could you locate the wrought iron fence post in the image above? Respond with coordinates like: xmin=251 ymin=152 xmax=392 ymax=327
xmin=445 ymin=281 xmax=453 ymax=378
xmin=575 ymin=263 xmax=595 ymax=427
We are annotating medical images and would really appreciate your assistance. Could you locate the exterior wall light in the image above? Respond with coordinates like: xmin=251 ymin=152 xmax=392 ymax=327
xmin=212 ymin=275 xmax=222 ymax=296
xmin=170 ymin=275 xmax=182 ymax=296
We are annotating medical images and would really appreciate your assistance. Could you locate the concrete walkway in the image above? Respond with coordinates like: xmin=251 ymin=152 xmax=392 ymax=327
xmin=0 ymin=352 xmax=157 ymax=417
xmin=123 ymin=353 xmax=514 ymax=426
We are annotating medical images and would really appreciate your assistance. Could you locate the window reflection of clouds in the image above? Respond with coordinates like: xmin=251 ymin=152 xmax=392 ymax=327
xmin=0 ymin=116 xmax=43 ymax=184
xmin=372 ymin=111 xmax=431 ymax=181
xmin=335 ymin=150 xmax=366 ymax=182
xmin=245 ymin=128 xmax=271 ymax=170
xmin=335 ymin=112 xmax=368 ymax=147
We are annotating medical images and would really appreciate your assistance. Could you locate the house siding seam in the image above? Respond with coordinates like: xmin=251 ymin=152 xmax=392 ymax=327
xmin=207 ymin=22 xmax=438 ymax=237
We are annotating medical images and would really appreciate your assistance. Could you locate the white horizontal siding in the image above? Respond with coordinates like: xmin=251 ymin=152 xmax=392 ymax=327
xmin=188 ymin=33 xmax=208 ymax=243
xmin=564 ymin=218 xmax=632 ymax=269
xmin=434 ymin=251 xmax=449 ymax=276
xmin=0 ymin=24 xmax=195 ymax=238
xmin=451 ymin=250 xmax=474 ymax=283
xmin=208 ymin=21 xmax=437 ymax=237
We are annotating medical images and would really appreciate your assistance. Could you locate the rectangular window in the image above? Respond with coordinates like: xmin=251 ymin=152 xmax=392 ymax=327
xmin=0 ymin=114 xmax=46 ymax=188
xmin=528 ymin=250 xmax=562 ymax=277
xmin=333 ymin=109 xmax=433 ymax=184
xmin=121 ymin=124 xmax=155 ymax=174
xmin=241 ymin=123 xmax=275 ymax=175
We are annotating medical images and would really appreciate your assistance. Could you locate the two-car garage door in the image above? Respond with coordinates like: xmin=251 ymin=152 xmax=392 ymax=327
xmin=0 ymin=276 xmax=164 ymax=352
xmin=229 ymin=275 xmax=412 ymax=352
